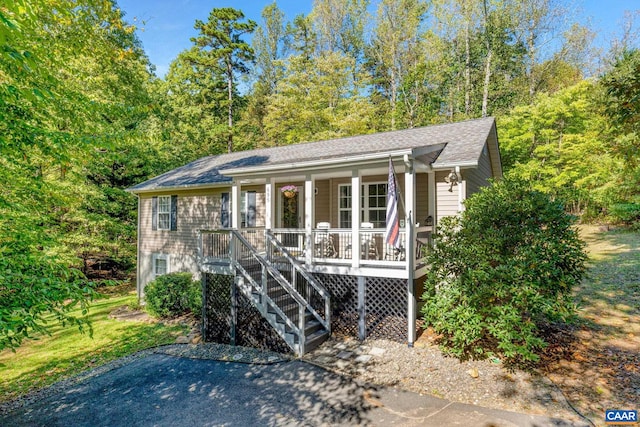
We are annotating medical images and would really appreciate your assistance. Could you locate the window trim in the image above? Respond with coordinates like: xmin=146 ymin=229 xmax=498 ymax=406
xmin=157 ymin=195 xmax=171 ymax=231
xmin=338 ymin=181 xmax=387 ymax=228
xmin=152 ymin=253 xmax=169 ymax=277
xmin=337 ymin=184 xmax=352 ymax=229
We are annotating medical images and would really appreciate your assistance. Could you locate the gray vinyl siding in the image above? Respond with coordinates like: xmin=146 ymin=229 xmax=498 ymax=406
xmin=415 ymin=173 xmax=429 ymax=226
xmin=314 ymin=179 xmax=331 ymax=225
xmin=465 ymin=144 xmax=493 ymax=196
xmin=138 ymin=186 xmax=266 ymax=290
xmin=435 ymin=170 xmax=459 ymax=221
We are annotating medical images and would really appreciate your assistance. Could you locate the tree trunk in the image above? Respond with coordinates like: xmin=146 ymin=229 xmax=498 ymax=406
xmin=464 ymin=19 xmax=471 ymax=116
xmin=227 ymin=56 xmax=233 ymax=154
xmin=482 ymin=48 xmax=492 ymax=117
xmin=481 ymin=0 xmax=492 ymax=118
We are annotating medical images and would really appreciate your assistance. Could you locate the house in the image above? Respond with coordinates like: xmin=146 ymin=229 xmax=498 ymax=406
xmin=127 ymin=117 xmax=502 ymax=355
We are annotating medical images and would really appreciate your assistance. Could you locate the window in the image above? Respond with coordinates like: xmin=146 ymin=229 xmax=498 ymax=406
xmin=367 ymin=183 xmax=387 ymax=228
xmin=221 ymin=191 xmax=256 ymax=228
xmin=338 ymin=184 xmax=352 ymax=228
xmin=157 ymin=196 xmax=171 ymax=230
xmin=153 ymin=254 xmax=169 ymax=277
xmin=152 ymin=195 xmax=177 ymax=231
xmin=338 ymin=182 xmax=387 ymax=228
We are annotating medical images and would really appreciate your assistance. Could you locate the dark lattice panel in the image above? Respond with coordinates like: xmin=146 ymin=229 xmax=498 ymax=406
xmin=203 ymin=274 xmax=232 ymax=343
xmin=365 ymin=277 xmax=407 ymax=342
xmin=236 ymin=291 xmax=292 ymax=355
xmin=315 ymin=273 xmax=359 ymax=337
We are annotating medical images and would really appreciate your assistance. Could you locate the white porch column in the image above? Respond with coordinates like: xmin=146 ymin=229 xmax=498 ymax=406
xmin=304 ymin=174 xmax=314 ymax=267
xmin=404 ymin=159 xmax=416 ymax=347
xmin=427 ymin=170 xmax=436 ymax=232
xmin=265 ymin=177 xmax=275 ymax=230
xmin=351 ymin=169 xmax=361 ymax=268
xmin=231 ymin=181 xmax=241 ymax=229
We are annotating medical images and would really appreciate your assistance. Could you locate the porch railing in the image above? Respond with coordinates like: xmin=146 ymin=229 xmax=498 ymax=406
xmin=200 ymin=227 xmax=431 ymax=269
xmin=271 ymin=227 xmax=429 ymax=267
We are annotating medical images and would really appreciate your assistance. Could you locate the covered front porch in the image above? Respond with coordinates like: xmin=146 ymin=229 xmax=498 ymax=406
xmin=197 ymin=154 xmax=448 ymax=347
xmin=218 ymin=153 xmax=445 ymax=279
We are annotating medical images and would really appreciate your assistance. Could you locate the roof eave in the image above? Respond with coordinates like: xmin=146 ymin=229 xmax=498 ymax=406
xmin=126 ymin=181 xmax=232 ymax=195
xmin=220 ymin=149 xmax=415 ymax=177
xmin=431 ymin=160 xmax=479 ymax=170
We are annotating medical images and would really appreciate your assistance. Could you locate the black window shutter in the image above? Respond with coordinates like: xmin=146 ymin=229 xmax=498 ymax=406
xmin=247 ymin=191 xmax=256 ymax=227
xmin=152 ymin=196 xmax=158 ymax=231
xmin=221 ymin=192 xmax=230 ymax=228
xmin=170 ymin=195 xmax=178 ymax=231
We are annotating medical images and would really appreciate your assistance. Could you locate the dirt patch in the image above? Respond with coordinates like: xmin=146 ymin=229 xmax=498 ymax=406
xmin=109 ymin=306 xmax=155 ymax=323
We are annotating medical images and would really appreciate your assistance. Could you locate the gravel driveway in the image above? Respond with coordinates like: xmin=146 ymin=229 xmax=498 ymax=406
xmin=0 ymin=353 xmax=587 ymax=427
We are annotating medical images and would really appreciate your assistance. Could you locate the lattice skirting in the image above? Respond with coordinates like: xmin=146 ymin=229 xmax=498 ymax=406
xmin=202 ymin=273 xmax=292 ymax=354
xmin=315 ymin=274 xmax=410 ymax=343
xmin=203 ymin=273 xmax=413 ymax=348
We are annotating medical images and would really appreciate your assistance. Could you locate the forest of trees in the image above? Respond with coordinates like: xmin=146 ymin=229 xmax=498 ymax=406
xmin=0 ymin=0 xmax=638 ymax=348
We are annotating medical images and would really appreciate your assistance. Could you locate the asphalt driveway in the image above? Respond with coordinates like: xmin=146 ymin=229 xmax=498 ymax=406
xmin=1 ymin=354 xmax=588 ymax=426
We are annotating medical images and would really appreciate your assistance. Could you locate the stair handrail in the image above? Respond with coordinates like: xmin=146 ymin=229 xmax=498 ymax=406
xmin=232 ymin=260 xmax=301 ymax=337
xmin=265 ymin=230 xmax=331 ymax=332
xmin=230 ymin=230 xmax=309 ymax=308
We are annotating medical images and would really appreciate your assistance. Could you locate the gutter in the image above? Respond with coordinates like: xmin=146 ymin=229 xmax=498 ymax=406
xmin=430 ymin=160 xmax=478 ymax=170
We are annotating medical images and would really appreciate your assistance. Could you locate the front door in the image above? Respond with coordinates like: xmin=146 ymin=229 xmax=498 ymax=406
xmin=279 ymin=186 xmax=303 ymax=228
xmin=279 ymin=186 xmax=303 ymax=248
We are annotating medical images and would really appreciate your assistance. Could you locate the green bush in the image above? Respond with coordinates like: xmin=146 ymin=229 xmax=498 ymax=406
xmin=421 ymin=178 xmax=587 ymax=366
xmin=144 ymin=273 xmax=202 ymax=318
xmin=609 ymin=203 xmax=640 ymax=228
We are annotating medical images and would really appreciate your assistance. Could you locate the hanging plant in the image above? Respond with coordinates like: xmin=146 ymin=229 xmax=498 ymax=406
xmin=280 ymin=184 xmax=298 ymax=199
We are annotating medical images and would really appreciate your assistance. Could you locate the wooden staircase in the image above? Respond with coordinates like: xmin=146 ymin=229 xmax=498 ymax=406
xmin=206 ymin=230 xmax=331 ymax=356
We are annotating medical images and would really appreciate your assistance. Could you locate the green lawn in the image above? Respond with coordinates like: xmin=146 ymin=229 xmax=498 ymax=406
xmin=0 ymin=294 xmax=189 ymax=403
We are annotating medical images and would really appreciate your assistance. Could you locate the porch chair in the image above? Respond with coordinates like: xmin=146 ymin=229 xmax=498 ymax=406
xmin=314 ymin=222 xmax=337 ymax=258
xmin=360 ymin=222 xmax=379 ymax=260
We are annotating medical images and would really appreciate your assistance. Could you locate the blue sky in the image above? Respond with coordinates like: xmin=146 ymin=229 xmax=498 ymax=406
xmin=116 ymin=0 xmax=638 ymax=78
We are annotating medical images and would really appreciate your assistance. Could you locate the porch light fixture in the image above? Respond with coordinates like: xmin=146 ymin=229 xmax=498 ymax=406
xmin=444 ymin=170 xmax=458 ymax=192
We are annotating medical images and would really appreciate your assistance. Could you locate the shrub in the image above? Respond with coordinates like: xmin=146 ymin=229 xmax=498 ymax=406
xmin=144 ymin=273 xmax=202 ymax=318
xmin=421 ymin=178 xmax=587 ymax=366
xmin=609 ymin=202 xmax=640 ymax=229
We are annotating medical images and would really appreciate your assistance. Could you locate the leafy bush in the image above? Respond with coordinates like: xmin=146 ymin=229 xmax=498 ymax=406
xmin=609 ymin=202 xmax=640 ymax=228
xmin=144 ymin=273 xmax=202 ymax=318
xmin=421 ymin=178 xmax=587 ymax=366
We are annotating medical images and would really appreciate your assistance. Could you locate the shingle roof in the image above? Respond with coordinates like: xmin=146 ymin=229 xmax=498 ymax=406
xmin=128 ymin=117 xmax=496 ymax=193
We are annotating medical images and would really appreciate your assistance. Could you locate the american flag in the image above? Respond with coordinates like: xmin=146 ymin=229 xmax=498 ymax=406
xmin=385 ymin=158 xmax=401 ymax=248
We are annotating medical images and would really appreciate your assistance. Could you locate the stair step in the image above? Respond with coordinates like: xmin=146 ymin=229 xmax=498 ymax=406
xmin=304 ymin=319 xmax=322 ymax=336
xmin=304 ymin=329 xmax=330 ymax=352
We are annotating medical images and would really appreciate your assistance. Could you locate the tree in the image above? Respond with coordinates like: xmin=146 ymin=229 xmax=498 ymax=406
xmin=247 ymin=2 xmax=290 ymax=146
xmin=263 ymin=52 xmax=374 ymax=144
xmin=600 ymin=49 xmax=640 ymax=205
xmin=310 ymin=0 xmax=369 ymax=60
xmin=499 ymin=80 xmax=615 ymax=214
xmin=161 ymin=49 xmax=230 ymax=160
xmin=421 ymin=178 xmax=587 ymax=366
xmin=0 ymin=0 xmax=164 ymax=350
xmin=368 ymin=0 xmax=429 ymax=129
xmin=191 ymin=8 xmax=256 ymax=153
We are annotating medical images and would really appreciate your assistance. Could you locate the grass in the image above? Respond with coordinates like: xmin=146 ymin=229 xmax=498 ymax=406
xmin=0 ymin=293 xmax=189 ymax=403
xmin=540 ymin=225 xmax=639 ymax=424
